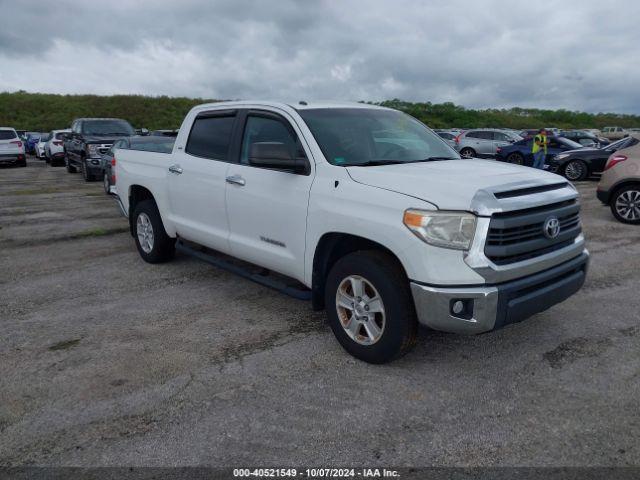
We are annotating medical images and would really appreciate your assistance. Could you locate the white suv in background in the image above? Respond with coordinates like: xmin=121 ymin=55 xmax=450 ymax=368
xmin=45 ymin=129 xmax=71 ymax=166
xmin=35 ymin=135 xmax=48 ymax=159
xmin=0 ymin=127 xmax=27 ymax=167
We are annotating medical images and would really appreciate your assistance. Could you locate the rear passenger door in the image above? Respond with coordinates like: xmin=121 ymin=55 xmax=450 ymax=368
xmin=224 ymin=109 xmax=314 ymax=282
xmin=167 ymin=110 xmax=237 ymax=253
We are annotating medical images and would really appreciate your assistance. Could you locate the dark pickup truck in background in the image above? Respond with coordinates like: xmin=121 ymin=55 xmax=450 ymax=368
xmin=64 ymin=118 xmax=135 ymax=181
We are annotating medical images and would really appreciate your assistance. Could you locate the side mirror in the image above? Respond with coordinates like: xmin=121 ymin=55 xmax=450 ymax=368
xmin=249 ymin=142 xmax=308 ymax=174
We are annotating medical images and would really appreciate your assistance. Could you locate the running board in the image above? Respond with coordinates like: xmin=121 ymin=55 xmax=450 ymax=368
xmin=176 ymin=240 xmax=312 ymax=301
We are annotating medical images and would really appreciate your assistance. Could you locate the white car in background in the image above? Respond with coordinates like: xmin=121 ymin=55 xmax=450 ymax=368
xmin=45 ymin=129 xmax=70 ymax=166
xmin=35 ymin=134 xmax=49 ymax=159
xmin=0 ymin=127 xmax=27 ymax=167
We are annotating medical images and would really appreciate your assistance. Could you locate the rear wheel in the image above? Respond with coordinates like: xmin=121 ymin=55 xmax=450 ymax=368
xmin=324 ymin=250 xmax=418 ymax=364
xmin=563 ymin=159 xmax=588 ymax=181
xmin=459 ymin=147 xmax=475 ymax=159
xmin=103 ymin=172 xmax=111 ymax=194
xmin=132 ymin=199 xmax=176 ymax=263
xmin=507 ymin=152 xmax=524 ymax=165
xmin=611 ymin=185 xmax=640 ymax=224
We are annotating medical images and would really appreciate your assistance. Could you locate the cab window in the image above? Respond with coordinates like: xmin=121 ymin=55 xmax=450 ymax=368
xmin=185 ymin=113 xmax=236 ymax=161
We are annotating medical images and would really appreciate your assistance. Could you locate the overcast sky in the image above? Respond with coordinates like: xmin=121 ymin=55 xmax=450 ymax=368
xmin=1 ymin=0 xmax=639 ymax=113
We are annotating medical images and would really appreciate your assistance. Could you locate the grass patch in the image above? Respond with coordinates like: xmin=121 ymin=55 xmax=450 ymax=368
xmin=3 ymin=187 xmax=70 ymax=196
xmin=49 ymin=338 xmax=81 ymax=351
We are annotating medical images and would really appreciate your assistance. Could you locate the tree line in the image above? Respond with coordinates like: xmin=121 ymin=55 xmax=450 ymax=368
xmin=1 ymin=91 xmax=639 ymax=132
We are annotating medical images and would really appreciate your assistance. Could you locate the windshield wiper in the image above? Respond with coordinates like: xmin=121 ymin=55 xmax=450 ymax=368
xmin=347 ymin=160 xmax=406 ymax=166
xmin=411 ymin=156 xmax=458 ymax=162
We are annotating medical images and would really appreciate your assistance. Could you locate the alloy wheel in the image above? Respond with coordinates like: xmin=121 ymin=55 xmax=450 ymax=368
xmin=615 ymin=190 xmax=640 ymax=221
xmin=335 ymin=275 xmax=386 ymax=346
xmin=136 ymin=213 xmax=155 ymax=253
xmin=565 ymin=161 xmax=585 ymax=181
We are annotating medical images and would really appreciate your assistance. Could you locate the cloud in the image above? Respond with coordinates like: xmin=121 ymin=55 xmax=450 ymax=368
xmin=0 ymin=0 xmax=639 ymax=113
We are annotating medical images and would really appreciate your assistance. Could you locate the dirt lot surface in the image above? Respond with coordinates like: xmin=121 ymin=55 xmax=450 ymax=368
xmin=1 ymin=158 xmax=639 ymax=467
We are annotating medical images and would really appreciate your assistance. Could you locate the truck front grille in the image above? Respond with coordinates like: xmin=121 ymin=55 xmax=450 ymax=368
xmin=485 ymin=200 xmax=581 ymax=265
xmin=98 ymin=144 xmax=112 ymax=154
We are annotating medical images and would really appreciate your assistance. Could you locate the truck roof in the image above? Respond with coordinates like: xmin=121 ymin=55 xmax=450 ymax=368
xmin=193 ymin=100 xmax=391 ymax=112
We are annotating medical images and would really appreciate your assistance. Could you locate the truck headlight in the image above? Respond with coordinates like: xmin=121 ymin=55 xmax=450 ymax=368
xmin=86 ymin=144 xmax=100 ymax=157
xmin=403 ymin=210 xmax=476 ymax=250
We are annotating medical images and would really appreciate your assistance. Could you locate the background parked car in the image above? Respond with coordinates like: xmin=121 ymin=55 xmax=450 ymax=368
xmin=44 ymin=129 xmax=70 ymax=166
xmin=596 ymin=141 xmax=640 ymax=224
xmin=99 ymin=135 xmax=176 ymax=194
xmin=495 ymin=136 xmax=583 ymax=167
xmin=549 ymin=136 xmax=640 ymax=181
xmin=560 ymin=130 xmax=610 ymax=148
xmin=454 ymin=128 xmax=522 ymax=158
xmin=435 ymin=130 xmax=457 ymax=148
xmin=34 ymin=134 xmax=49 ymax=159
xmin=0 ymin=127 xmax=27 ymax=167
xmin=25 ymin=132 xmax=44 ymax=154
xmin=64 ymin=117 xmax=135 ymax=181
xmin=150 ymin=129 xmax=179 ymax=137
xmin=601 ymin=126 xmax=629 ymax=141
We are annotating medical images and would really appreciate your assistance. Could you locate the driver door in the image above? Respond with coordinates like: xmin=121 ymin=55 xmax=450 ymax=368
xmin=224 ymin=110 xmax=314 ymax=282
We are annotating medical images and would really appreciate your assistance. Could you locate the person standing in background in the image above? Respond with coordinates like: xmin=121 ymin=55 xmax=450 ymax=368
xmin=532 ymin=128 xmax=548 ymax=169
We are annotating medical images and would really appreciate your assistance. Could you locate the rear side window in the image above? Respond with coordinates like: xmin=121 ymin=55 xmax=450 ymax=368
xmin=186 ymin=114 xmax=236 ymax=161
xmin=0 ymin=130 xmax=17 ymax=140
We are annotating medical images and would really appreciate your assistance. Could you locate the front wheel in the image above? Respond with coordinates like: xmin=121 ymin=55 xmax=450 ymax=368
xmin=563 ymin=159 xmax=588 ymax=181
xmin=611 ymin=185 xmax=640 ymax=224
xmin=103 ymin=172 xmax=111 ymax=194
xmin=65 ymin=155 xmax=77 ymax=173
xmin=132 ymin=199 xmax=176 ymax=263
xmin=324 ymin=250 xmax=418 ymax=364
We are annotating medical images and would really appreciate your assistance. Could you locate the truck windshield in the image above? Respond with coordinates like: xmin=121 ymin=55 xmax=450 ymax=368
xmin=82 ymin=120 xmax=134 ymax=136
xmin=298 ymin=108 xmax=459 ymax=166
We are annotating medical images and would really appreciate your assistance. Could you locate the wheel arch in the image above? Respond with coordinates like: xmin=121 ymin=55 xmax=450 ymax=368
xmin=127 ymin=184 xmax=176 ymax=238
xmin=610 ymin=179 xmax=640 ymax=199
xmin=310 ymin=232 xmax=409 ymax=311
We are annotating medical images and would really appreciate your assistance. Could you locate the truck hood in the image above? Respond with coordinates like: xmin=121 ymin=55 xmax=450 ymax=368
xmin=346 ymin=159 xmax=566 ymax=213
xmin=84 ymin=135 xmax=128 ymax=143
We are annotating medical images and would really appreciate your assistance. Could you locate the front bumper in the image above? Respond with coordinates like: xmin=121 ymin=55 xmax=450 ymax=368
xmin=86 ymin=158 xmax=103 ymax=174
xmin=596 ymin=188 xmax=610 ymax=204
xmin=410 ymin=251 xmax=589 ymax=334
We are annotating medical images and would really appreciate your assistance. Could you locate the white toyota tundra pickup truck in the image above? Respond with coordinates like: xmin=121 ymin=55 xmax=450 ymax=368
xmin=114 ymin=101 xmax=589 ymax=363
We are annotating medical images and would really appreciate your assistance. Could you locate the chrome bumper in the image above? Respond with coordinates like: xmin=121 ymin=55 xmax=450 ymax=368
xmin=410 ymin=251 xmax=589 ymax=335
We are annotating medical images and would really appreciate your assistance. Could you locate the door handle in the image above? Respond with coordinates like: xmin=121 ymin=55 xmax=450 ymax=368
xmin=168 ymin=164 xmax=183 ymax=174
xmin=226 ymin=175 xmax=246 ymax=186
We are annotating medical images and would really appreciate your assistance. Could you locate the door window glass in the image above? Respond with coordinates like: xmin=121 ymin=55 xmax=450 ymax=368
xmin=240 ymin=115 xmax=298 ymax=165
xmin=185 ymin=115 xmax=236 ymax=161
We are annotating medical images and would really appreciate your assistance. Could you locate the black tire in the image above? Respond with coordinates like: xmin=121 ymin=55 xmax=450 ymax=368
xmin=103 ymin=172 xmax=111 ymax=194
xmin=563 ymin=159 xmax=588 ymax=181
xmin=19 ymin=161 xmax=27 ymax=168
xmin=459 ymin=147 xmax=475 ymax=159
xmin=132 ymin=199 xmax=176 ymax=263
xmin=610 ymin=185 xmax=640 ymax=225
xmin=507 ymin=152 xmax=524 ymax=165
xmin=81 ymin=160 xmax=91 ymax=181
xmin=324 ymin=250 xmax=418 ymax=364
xmin=65 ymin=154 xmax=77 ymax=173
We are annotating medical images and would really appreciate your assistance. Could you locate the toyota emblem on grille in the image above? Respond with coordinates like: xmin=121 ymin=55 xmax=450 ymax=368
xmin=543 ymin=216 xmax=561 ymax=239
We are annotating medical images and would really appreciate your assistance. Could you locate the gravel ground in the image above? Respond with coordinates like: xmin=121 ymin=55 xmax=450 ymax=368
xmin=0 ymin=158 xmax=639 ymax=467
